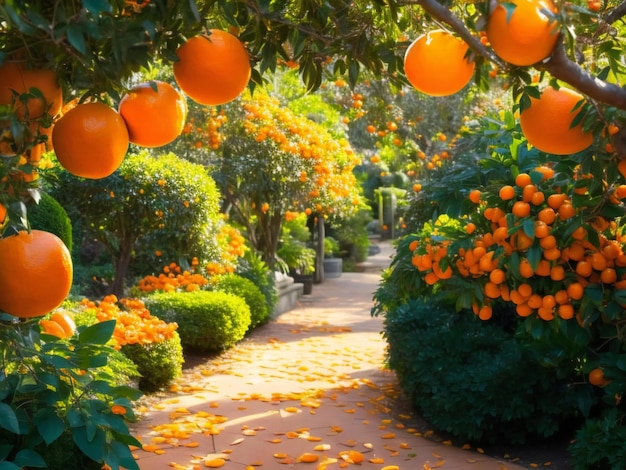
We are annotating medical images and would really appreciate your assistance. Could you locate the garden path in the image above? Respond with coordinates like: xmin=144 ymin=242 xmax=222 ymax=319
xmin=131 ymin=240 xmax=528 ymax=470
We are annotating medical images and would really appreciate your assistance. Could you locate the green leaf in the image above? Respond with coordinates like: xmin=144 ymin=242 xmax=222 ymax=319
xmin=83 ymin=0 xmax=112 ymax=14
xmin=72 ymin=425 xmax=107 ymax=463
xmin=36 ymin=411 xmax=65 ymax=445
xmin=67 ymin=24 xmax=87 ymax=55
xmin=0 ymin=461 xmax=20 ymax=470
xmin=79 ymin=320 xmax=116 ymax=345
xmin=0 ymin=444 xmax=13 ymax=461
xmin=14 ymin=449 xmax=46 ymax=468
xmin=0 ymin=403 xmax=20 ymax=434
xmin=616 ymin=355 xmax=626 ymax=371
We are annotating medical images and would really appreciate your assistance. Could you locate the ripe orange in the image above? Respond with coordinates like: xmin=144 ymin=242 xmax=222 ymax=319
xmin=519 ymin=86 xmax=594 ymax=155
xmin=486 ymin=0 xmax=560 ymax=66
xmin=50 ymin=310 xmax=76 ymax=337
xmin=469 ymin=189 xmax=481 ymax=204
xmin=588 ymin=368 xmax=609 ymax=387
xmin=0 ymin=230 xmax=73 ymax=318
xmin=52 ymin=102 xmax=129 ymax=179
xmin=0 ymin=204 xmax=6 ymax=224
xmin=0 ymin=60 xmax=63 ymax=119
xmin=119 ymin=81 xmax=187 ymax=148
xmin=39 ymin=319 xmax=68 ymax=338
xmin=403 ymin=30 xmax=475 ymax=97
xmin=512 ymin=201 xmax=531 ymax=218
xmin=499 ymin=185 xmax=516 ymax=200
xmin=515 ymin=173 xmax=532 ymax=188
xmin=174 ymin=30 xmax=251 ymax=106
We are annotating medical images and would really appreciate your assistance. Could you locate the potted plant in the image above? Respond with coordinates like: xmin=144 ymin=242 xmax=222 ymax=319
xmin=277 ymin=216 xmax=316 ymax=294
xmin=323 ymin=236 xmax=343 ymax=278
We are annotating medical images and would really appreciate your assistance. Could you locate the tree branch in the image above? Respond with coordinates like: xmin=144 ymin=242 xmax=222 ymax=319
xmin=409 ymin=0 xmax=626 ymax=110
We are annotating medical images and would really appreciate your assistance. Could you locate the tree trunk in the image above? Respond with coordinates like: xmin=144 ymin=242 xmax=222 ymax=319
xmin=315 ymin=216 xmax=325 ymax=284
xmin=110 ymin=235 xmax=135 ymax=298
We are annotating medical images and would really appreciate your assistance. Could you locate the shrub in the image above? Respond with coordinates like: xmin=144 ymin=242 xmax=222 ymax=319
xmin=569 ymin=409 xmax=626 ymax=470
xmin=122 ymin=334 xmax=183 ymax=393
xmin=212 ymin=273 xmax=269 ymax=329
xmin=145 ymin=291 xmax=251 ymax=352
xmin=28 ymin=191 xmax=73 ymax=252
xmin=236 ymin=249 xmax=277 ymax=315
xmin=383 ymin=296 xmax=577 ymax=444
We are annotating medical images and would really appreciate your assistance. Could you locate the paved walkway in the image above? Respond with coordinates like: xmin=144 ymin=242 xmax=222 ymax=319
xmin=131 ymin=241 xmax=528 ymax=470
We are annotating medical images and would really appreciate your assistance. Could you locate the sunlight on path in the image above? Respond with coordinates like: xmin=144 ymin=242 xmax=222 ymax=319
xmin=131 ymin=246 xmax=528 ymax=470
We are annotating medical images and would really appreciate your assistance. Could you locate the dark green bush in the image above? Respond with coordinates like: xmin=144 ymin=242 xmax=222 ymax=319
xmin=383 ymin=296 xmax=577 ymax=445
xmin=122 ymin=333 xmax=184 ymax=393
xmin=569 ymin=409 xmax=626 ymax=470
xmin=145 ymin=291 xmax=251 ymax=352
xmin=236 ymin=250 xmax=277 ymax=315
xmin=212 ymin=273 xmax=269 ymax=329
xmin=28 ymin=191 xmax=73 ymax=251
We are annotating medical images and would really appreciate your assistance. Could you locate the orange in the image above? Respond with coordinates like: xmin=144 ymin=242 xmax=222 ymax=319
xmin=119 ymin=81 xmax=187 ymax=148
xmin=52 ymin=102 xmax=129 ymax=179
xmin=0 ymin=60 xmax=63 ymax=119
xmin=0 ymin=230 xmax=73 ymax=318
xmin=512 ymin=201 xmax=531 ymax=218
xmin=534 ymin=220 xmax=550 ymax=238
xmin=173 ymin=30 xmax=251 ymax=106
xmin=588 ymin=368 xmax=609 ymax=387
xmin=618 ymin=159 xmax=626 ymax=179
xmin=0 ymin=204 xmax=6 ymax=224
xmin=39 ymin=319 xmax=68 ymax=338
xmin=519 ymin=258 xmax=534 ymax=278
xmin=600 ymin=267 xmax=617 ymax=284
xmin=558 ymin=203 xmax=576 ymax=220
xmin=499 ymin=185 xmax=516 ymax=200
xmin=403 ymin=29 xmax=475 ymax=97
xmin=547 ymin=193 xmax=567 ymax=210
xmin=50 ymin=310 xmax=76 ymax=337
xmin=550 ymin=265 xmax=565 ymax=281
xmin=486 ymin=0 xmax=559 ymax=66
xmin=515 ymin=173 xmax=532 ymax=188
xmin=566 ymin=282 xmax=584 ymax=300
xmin=520 ymin=86 xmax=594 ymax=155
xmin=469 ymin=189 xmax=481 ymax=204
xmin=538 ymin=207 xmax=557 ymax=225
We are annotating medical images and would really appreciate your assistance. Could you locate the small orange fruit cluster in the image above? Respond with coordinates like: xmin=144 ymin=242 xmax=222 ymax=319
xmin=136 ymin=262 xmax=210 ymax=293
xmin=410 ymin=165 xmax=626 ymax=323
xmin=80 ymin=295 xmax=177 ymax=349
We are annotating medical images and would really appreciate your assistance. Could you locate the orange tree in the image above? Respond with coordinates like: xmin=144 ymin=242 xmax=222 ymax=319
xmin=208 ymin=90 xmax=363 ymax=268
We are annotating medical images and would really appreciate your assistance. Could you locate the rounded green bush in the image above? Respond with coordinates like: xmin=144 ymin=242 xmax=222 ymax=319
xmin=236 ymin=250 xmax=277 ymax=315
xmin=145 ymin=291 xmax=251 ymax=352
xmin=121 ymin=332 xmax=184 ymax=393
xmin=384 ymin=297 xmax=577 ymax=445
xmin=213 ymin=273 xmax=269 ymax=329
xmin=28 ymin=191 xmax=73 ymax=252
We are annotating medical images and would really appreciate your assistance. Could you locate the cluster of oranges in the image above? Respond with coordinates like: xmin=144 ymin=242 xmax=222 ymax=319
xmin=182 ymin=110 xmax=228 ymax=150
xmin=410 ymin=165 xmax=626 ymax=323
xmin=135 ymin=261 xmax=210 ymax=293
xmin=80 ymin=295 xmax=178 ymax=349
xmin=241 ymin=93 xmax=361 ymax=215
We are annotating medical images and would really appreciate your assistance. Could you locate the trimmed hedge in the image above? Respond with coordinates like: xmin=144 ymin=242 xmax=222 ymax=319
xmin=212 ymin=273 xmax=269 ymax=329
xmin=122 ymin=333 xmax=184 ymax=392
xmin=145 ymin=291 xmax=251 ymax=352
xmin=28 ymin=192 xmax=73 ymax=252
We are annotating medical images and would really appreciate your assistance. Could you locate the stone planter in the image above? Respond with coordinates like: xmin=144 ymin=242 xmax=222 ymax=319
xmin=323 ymin=257 xmax=342 ymax=278
xmin=290 ymin=270 xmax=314 ymax=295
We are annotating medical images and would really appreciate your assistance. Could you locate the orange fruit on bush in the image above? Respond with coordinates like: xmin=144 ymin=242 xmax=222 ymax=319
xmin=519 ymin=86 xmax=594 ymax=155
xmin=486 ymin=0 xmax=560 ymax=66
xmin=588 ymin=368 xmax=609 ymax=387
xmin=469 ymin=189 xmax=481 ymax=204
xmin=39 ymin=319 xmax=68 ymax=338
xmin=499 ymin=185 xmax=516 ymax=200
xmin=173 ymin=30 xmax=251 ymax=106
xmin=0 ymin=60 xmax=63 ymax=119
xmin=52 ymin=102 xmax=129 ymax=179
xmin=50 ymin=310 xmax=76 ymax=337
xmin=0 ymin=204 xmax=6 ymax=224
xmin=403 ymin=30 xmax=475 ymax=97
xmin=119 ymin=81 xmax=187 ymax=148
xmin=0 ymin=230 xmax=73 ymax=318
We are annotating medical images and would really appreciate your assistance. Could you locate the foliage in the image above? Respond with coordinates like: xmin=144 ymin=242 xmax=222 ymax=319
xmin=145 ymin=291 xmax=251 ymax=352
xmin=121 ymin=335 xmax=184 ymax=393
xmin=373 ymin=107 xmax=626 ymax=462
xmin=211 ymin=90 xmax=362 ymax=267
xmin=48 ymin=151 xmax=222 ymax=296
xmin=211 ymin=273 xmax=270 ymax=329
xmin=324 ymin=237 xmax=340 ymax=258
xmin=327 ymin=208 xmax=372 ymax=266
xmin=75 ymin=296 xmax=182 ymax=392
xmin=236 ymin=249 xmax=278 ymax=315
xmin=0 ymin=316 xmax=142 ymax=470
xmin=569 ymin=408 xmax=626 ymax=470
xmin=382 ymin=296 xmax=579 ymax=444
xmin=27 ymin=191 xmax=73 ymax=251
xmin=276 ymin=213 xmax=316 ymax=274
